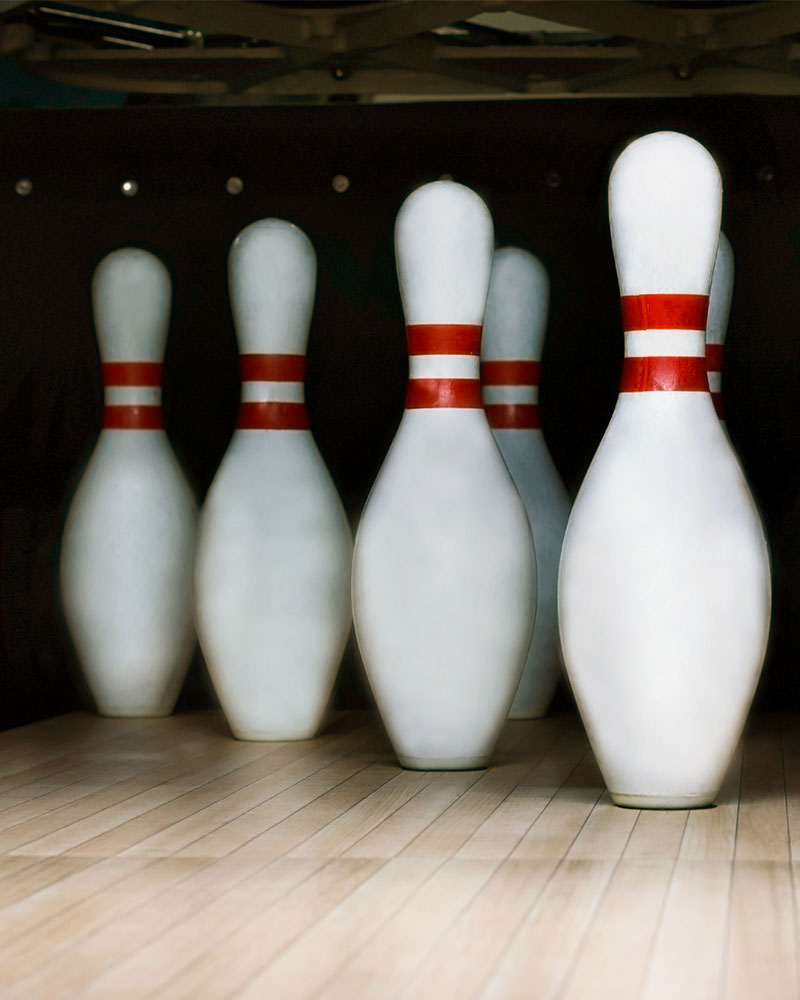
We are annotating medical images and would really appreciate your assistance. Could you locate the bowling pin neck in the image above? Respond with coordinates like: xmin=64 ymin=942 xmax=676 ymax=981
xmin=92 ymin=249 xmax=171 ymax=364
xmin=236 ymin=352 xmax=309 ymax=431
xmin=609 ymin=131 xmax=722 ymax=298
xmin=482 ymin=246 xmax=549 ymax=361
xmin=228 ymin=219 xmax=316 ymax=356
xmin=394 ymin=180 xmax=494 ymax=326
xmin=102 ymin=361 xmax=163 ymax=431
xmin=404 ymin=323 xmax=483 ymax=410
xmin=481 ymin=360 xmax=541 ymax=431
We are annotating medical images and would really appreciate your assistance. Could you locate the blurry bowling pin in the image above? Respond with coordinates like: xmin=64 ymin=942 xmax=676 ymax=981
xmin=194 ymin=219 xmax=352 ymax=741
xmin=352 ymin=181 xmax=536 ymax=770
xmin=481 ymin=247 xmax=570 ymax=719
xmin=558 ymin=132 xmax=771 ymax=808
xmin=706 ymin=232 xmax=734 ymax=421
xmin=60 ymin=248 xmax=197 ymax=717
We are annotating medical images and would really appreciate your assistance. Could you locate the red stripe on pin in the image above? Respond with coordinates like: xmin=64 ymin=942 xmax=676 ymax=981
xmin=619 ymin=356 xmax=709 ymax=392
xmin=620 ymin=294 xmax=709 ymax=332
xmin=481 ymin=361 xmax=540 ymax=386
xmin=239 ymin=354 xmax=306 ymax=382
xmin=712 ymin=393 xmax=725 ymax=419
xmin=406 ymin=325 xmax=482 ymax=356
xmin=485 ymin=404 xmax=541 ymax=429
xmin=406 ymin=378 xmax=483 ymax=409
xmin=102 ymin=406 xmax=164 ymax=429
xmin=706 ymin=344 xmax=724 ymax=371
xmin=102 ymin=362 xmax=163 ymax=387
xmin=236 ymin=401 xmax=310 ymax=430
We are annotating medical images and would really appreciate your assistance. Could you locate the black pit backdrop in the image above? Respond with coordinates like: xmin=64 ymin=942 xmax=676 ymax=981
xmin=0 ymin=97 xmax=796 ymax=732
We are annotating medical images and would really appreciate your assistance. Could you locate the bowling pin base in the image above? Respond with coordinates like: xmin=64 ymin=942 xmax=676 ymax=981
xmin=97 ymin=705 xmax=175 ymax=719
xmin=398 ymin=754 xmax=488 ymax=772
xmin=610 ymin=791 xmax=715 ymax=810
xmin=229 ymin=725 xmax=320 ymax=742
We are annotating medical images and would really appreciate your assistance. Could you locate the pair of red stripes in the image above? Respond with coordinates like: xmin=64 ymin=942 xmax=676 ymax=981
xmin=101 ymin=356 xmax=310 ymax=430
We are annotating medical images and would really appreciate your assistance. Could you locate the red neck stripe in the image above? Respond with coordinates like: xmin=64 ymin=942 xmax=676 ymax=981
xmin=406 ymin=378 xmax=482 ymax=409
xmin=481 ymin=360 xmax=540 ymax=386
xmin=620 ymin=356 xmax=709 ymax=392
xmin=236 ymin=401 xmax=309 ymax=430
xmin=102 ymin=362 xmax=163 ymax=387
xmin=706 ymin=344 xmax=724 ymax=370
xmin=712 ymin=393 xmax=725 ymax=419
xmin=621 ymin=294 xmax=709 ymax=332
xmin=406 ymin=324 xmax=482 ymax=356
xmin=485 ymin=404 xmax=541 ymax=429
xmin=240 ymin=354 xmax=306 ymax=382
xmin=102 ymin=406 xmax=163 ymax=430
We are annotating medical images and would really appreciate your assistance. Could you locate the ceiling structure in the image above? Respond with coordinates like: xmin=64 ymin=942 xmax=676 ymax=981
xmin=2 ymin=0 xmax=800 ymax=103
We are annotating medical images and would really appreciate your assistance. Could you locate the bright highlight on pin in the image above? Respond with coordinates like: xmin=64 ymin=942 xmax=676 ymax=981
xmin=120 ymin=179 xmax=138 ymax=197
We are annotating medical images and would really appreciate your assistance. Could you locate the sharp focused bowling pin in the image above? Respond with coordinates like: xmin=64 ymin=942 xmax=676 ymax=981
xmin=482 ymin=247 xmax=570 ymax=719
xmin=706 ymin=232 xmax=734 ymax=421
xmin=194 ymin=219 xmax=352 ymax=741
xmin=558 ymin=132 xmax=771 ymax=808
xmin=60 ymin=248 xmax=197 ymax=717
xmin=352 ymin=181 xmax=536 ymax=770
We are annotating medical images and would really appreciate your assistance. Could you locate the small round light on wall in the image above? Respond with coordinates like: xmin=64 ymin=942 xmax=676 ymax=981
xmin=439 ymin=173 xmax=453 ymax=181
xmin=121 ymin=179 xmax=139 ymax=197
xmin=546 ymin=171 xmax=562 ymax=189
xmin=758 ymin=165 xmax=774 ymax=184
xmin=226 ymin=176 xmax=244 ymax=195
xmin=14 ymin=178 xmax=32 ymax=196
xmin=332 ymin=174 xmax=350 ymax=194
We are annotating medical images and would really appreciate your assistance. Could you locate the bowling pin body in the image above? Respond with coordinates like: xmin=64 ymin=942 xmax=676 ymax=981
xmin=194 ymin=219 xmax=352 ymax=742
xmin=482 ymin=247 xmax=570 ymax=719
xmin=706 ymin=232 xmax=733 ymax=421
xmin=352 ymin=181 xmax=536 ymax=770
xmin=60 ymin=248 xmax=197 ymax=717
xmin=558 ymin=132 xmax=771 ymax=808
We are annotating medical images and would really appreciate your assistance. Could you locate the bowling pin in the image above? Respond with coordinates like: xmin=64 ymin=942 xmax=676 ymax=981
xmin=706 ymin=232 xmax=734 ymax=421
xmin=60 ymin=248 xmax=197 ymax=717
xmin=558 ymin=132 xmax=771 ymax=808
xmin=194 ymin=219 xmax=352 ymax=741
xmin=482 ymin=247 xmax=570 ymax=719
xmin=352 ymin=180 xmax=536 ymax=770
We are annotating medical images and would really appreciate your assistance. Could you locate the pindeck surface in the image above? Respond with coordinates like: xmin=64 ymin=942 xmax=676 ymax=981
xmin=0 ymin=708 xmax=793 ymax=998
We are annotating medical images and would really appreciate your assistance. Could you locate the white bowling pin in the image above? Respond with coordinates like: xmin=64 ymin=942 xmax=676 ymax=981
xmin=60 ymin=248 xmax=197 ymax=717
xmin=194 ymin=219 xmax=352 ymax=741
xmin=352 ymin=180 xmax=536 ymax=770
xmin=558 ymin=132 xmax=771 ymax=808
xmin=482 ymin=247 xmax=570 ymax=719
xmin=706 ymin=232 xmax=734 ymax=421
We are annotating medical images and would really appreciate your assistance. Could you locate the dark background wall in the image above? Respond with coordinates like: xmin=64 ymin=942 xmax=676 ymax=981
xmin=0 ymin=97 xmax=797 ymax=731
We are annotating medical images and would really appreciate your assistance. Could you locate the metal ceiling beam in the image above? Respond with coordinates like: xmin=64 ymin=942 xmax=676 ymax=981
xmin=711 ymin=1 xmax=800 ymax=48
xmin=506 ymin=1 xmax=688 ymax=45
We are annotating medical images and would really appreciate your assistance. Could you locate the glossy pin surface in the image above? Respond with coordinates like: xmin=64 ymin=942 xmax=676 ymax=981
xmin=194 ymin=219 xmax=352 ymax=741
xmin=558 ymin=132 xmax=771 ymax=808
xmin=482 ymin=246 xmax=570 ymax=718
xmin=352 ymin=180 xmax=536 ymax=770
xmin=60 ymin=248 xmax=197 ymax=716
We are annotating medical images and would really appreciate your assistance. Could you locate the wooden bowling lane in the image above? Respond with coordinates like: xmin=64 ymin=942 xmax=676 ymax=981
xmin=0 ymin=709 xmax=796 ymax=999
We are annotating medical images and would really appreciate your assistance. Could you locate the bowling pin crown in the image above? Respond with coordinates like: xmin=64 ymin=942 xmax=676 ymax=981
xmin=228 ymin=218 xmax=316 ymax=354
xmin=482 ymin=247 xmax=549 ymax=359
xmin=609 ymin=131 xmax=722 ymax=298
xmin=92 ymin=248 xmax=171 ymax=362
xmin=707 ymin=233 xmax=734 ymax=348
xmin=395 ymin=180 xmax=493 ymax=325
